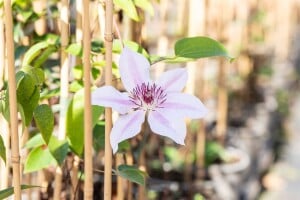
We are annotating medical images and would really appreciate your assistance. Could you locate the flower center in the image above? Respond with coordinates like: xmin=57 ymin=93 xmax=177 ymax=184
xmin=129 ymin=83 xmax=167 ymax=111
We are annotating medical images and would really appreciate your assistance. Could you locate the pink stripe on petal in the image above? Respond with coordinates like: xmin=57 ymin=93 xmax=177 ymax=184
xmin=119 ymin=47 xmax=151 ymax=91
xmin=110 ymin=110 xmax=146 ymax=153
xmin=156 ymin=68 xmax=188 ymax=92
xmin=91 ymin=86 xmax=133 ymax=114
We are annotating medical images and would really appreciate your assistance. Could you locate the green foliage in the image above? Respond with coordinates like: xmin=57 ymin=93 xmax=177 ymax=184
xmin=114 ymin=0 xmax=154 ymax=20
xmin=175 ymin=37 xmax=233 ymax=60
xmin=48 ymin=136 xmax=69 ymax=165
xmin=66 ymin=43 xmax=82 ymax=57
xmin=134 ymin=0 xmax=154 ymax=16
xmin=33 ymin=45 xmax=58 ymax=68
xmin=113 ymin=39 xmax=149 ymax=58
xmin=93 ymin=121 xmax=105 ymax=152
xmin=116 ymin=164 xmax=148 ymax=185
xmin=66 ymin=89 xmax=104 ymax=156
xmin=24 ymin=134 xmax=45 ymax=149
xmin=16 ymin=71 xmax=40 ymax=126
xmin=276 ymin=90 xmax=290 ymax=116
xmin=33 ymin=104 xmax=54 ymax=144
xmin=24 ymin=134 xmax=68 ymax=166
xmin=23 ymin=67 xmax=45 ymax=86
xmin=205 ymin=141 xmax=226 ymax=166
xmin=24 ymin=145 xmax=57 ymax=173
xmin=164 ymin=146 xmax=185 ymax=169
xmin=150 ymin=37 xmax=233 ymax=64
xmin=22 ymin=42 xmax=49 ymax=67
xmin=91 ymin=40 xmax=104 ymax=53
xmin=194 ymin=193 xmax=205 ymax=200
xmin=0 ymin=134 xmax=6 ymax=163
xmin=0 ymin=185 xmax=39 ymax=200
xmin=114 ymin=0 xmax=139 ymax=21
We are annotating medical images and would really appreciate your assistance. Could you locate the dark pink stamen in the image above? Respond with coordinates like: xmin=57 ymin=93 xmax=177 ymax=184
xmin=129 ymin=83 xmax=167 ymax=111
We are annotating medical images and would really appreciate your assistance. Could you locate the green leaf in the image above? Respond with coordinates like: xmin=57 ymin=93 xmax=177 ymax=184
xmin=113 ymin=40 xmax=149 ymax=58
xmin=174 ymin=37 xmax=233 ymax=60
xmin=149 ymin=55 xmax=194 ymax=64
xmin=16 ymin=71 xmax=40 ymax=126
xmin=0 ymin=134 xmax=6 ymax=163
xmin=93 ymin=121 xmax=105 ymax=152
xmin=33 ymin=45 xmax=57 ymax=68
xmin=113 ymin=0 xmax=139 ymax=21
xmin=22 ymin=41 xmax=49 ymax=67
xmin=22 ymin=67 xmax=45 ymax=86
xmin=15 ymin=45 xmax=29 ymax=60
xmin=205 ymin=141 xmax=226 ymax=166
xmin=40 ymin=87 xmax=60 ymax=100
xmin=0 ymin=185 xmax=40 ymax=200
xmin=134 ymin=0 xmax=154 ymax=15
xmin=48 ymin=136 xmax=69 ymax=165
xmin=24 ymin=134 xmax=45 ymax=149
xmin=117 ymin=164 xmax=147 ymax=185
xmin=33 ymin=104 xmax=54 ymax=144
xmin=66 ymin=43 xmax=82 ymax=57
xmin=69 ymin=80 xmax=84 ymax=93
xmin=91 ymin=40 xmax=104 ymax=53
xmin=72 ymin=65 xmax=83 ymax=80
xmin=66 ymin=89 xmax=104 ymax=156
xmin=118 ymin=140 xmax=131 ymax=152
xmin=24 ymin=145 xmax=57 ymax=173
xmin=2 ymin=90 xmax=10 ymax=122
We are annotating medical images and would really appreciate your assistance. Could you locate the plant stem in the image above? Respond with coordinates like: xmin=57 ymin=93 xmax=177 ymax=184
xmin=104 ymin=0 xmax=113 ymax=199
xmin=4 ymin=0 xmax=21 ymax=199
xmin=83 ymin=0 xmax=93 ymax=199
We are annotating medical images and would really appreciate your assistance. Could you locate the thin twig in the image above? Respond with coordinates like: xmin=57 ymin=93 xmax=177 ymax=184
xmin=4 ymin=0 xmax=21 ymax=199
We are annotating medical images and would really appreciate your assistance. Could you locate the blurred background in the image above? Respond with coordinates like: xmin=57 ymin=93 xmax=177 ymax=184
xmin=1 ymin=0 xmax=300 ymax=199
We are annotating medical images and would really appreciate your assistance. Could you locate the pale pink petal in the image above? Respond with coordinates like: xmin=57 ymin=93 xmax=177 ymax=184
xmin=163 ymin=93 xmax=208 ymax=119
xmin=119 ymin=47 xmax=151 ymax=91
xmin=156 ymin=68 xmax=188 ymax=92
xmin=110 ymin=110 xmax=146 ymax=153
xmin=148 ymin=110 xmax=186 ymax=145
xmin=91 ymin=86 xmax=133 ymax=114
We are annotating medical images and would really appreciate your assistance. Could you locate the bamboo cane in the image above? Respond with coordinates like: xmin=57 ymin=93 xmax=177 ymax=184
xmin=53 ymin=0 xmax=70 ymax=199
xmin=185 ymin=0 xmax=207 ymax=180
xmin=0 ymin=4 xmax=4 ymax=90
xmin=137 ymin=149 xmax=146 ymax=200
xmin=103 ymin=0 xmax=113 ymax=199
xmin=216 ymin=0 xmax=231 ymax=145
xmin=0 ymin=116 xmax=9 ymax=190
xmin=83 ymin=0 xmax=93 ymax=199
xmin=116 ymin=154 xmax=124 ymax=200
xmin=70 ymin=1 xmax=83 ymax=199
xmin=0 ymin=4 xmax=8 ymax=190
xmin=126 ymin=152 xmax=133 ymax=200
xmin=58 ymin=0 xmax=70 ymax=141
xmin=4 ymin=0 xmax=21 ymax=199
xmin=195 ymin=63 xmax=206 ymax=179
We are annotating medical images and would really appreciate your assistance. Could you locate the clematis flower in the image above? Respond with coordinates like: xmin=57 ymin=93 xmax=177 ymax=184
xmin=92 ymin=47 xmax=208 ymax=153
